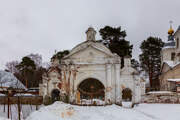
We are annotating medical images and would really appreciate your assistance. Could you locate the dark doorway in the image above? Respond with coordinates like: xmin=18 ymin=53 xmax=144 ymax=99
xmin=78 ymin=78 xmax=105 ymax=100
xmin=51 ymin=89 xmax=60 ymax=102
xmin=122 ymin=88 xmax=132 ymax=101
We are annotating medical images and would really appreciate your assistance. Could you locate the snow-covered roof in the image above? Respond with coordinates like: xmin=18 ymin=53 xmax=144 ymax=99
xmin=0 ymin=70 xmax=27 ymax=90
xmin=14 ymin=93 xmax=36 ymax=97
xmin=0 ymin=93 xmax=5 ymax=96
xmin=164 ymin=61 xmax=174 ymax=67
xmin=174 ymin=25 xmax=180 ymax=36
xmin=178 ymin=25 xmax=180 ymax=31
xmin=162 ymin=37 xmax=175 ymax=50
xmin=148 ymin=91 xmax=173 ymax=94
xmin=162 ymin=40 xmax=175 ymax=49
xmin=167 ymin=79 xmax=180 ymax=82
xmin=163 ymin=61 xmax=180 ymax=68
xmin=162 ymin=45 xmax=175 ymax=50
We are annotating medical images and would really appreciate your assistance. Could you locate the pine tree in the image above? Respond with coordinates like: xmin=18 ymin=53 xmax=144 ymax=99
xmin=51 ymin=50 xmax=70 ymax=63
xmin=139 ymin=37 xmax=164 ymax=89
xmin=131 ymin=59 xmax=140 ymax=71
xmin=16 ymin=57 xmax=36 ymax=88
xmin=99 ymin=26 xmax=133 ymax=68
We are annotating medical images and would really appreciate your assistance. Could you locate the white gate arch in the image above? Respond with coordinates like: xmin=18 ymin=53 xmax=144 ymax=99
xmin=74 ymin=72 xmax=106 ymax=91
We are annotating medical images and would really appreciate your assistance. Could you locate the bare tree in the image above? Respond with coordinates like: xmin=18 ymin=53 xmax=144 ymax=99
xmin=27 ymin=53 xmax=42 ymax=68
xmin=5 ymin=61 xmax=19 ymax=73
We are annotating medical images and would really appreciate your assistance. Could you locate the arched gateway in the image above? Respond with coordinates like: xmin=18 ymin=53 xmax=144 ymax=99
xmin=122 ymin=88 xmax=132 ymax=101
xmin=40 ymin=27 xmax=145 ymax=105
xmin=78 ymin=78 xmax=105 ymax=101
xmin=51 ymin=89 xmax=60 ymax=102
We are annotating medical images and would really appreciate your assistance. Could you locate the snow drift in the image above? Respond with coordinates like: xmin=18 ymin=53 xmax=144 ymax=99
xmin=26 ymin=102 xmax=180 ymax=120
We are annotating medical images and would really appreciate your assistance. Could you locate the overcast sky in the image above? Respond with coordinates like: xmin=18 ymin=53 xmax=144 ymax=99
xmin=0 ymin=0 xmax=180 ymax=69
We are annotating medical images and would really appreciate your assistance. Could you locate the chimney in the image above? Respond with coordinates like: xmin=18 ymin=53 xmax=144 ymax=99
xmin=86 ymin=27 xmax=96 ymax=41
xmin=124 ymin=55 xmax=131 ymax=67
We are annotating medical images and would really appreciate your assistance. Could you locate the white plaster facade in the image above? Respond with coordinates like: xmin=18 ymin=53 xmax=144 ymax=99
xmin=40 ymin=27 xmax=145 ymax=105
xmin=160 ymin=25 xmax=180 ymax=91
xmin=161 ymin=26 xmax=180 ymax=65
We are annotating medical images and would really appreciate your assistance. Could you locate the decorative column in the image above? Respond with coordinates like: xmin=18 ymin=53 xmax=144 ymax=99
xmin=115 ymin=64 xmax=122 ymax=105
xmin=105 ymin=64 xmax=112 ymax=104
xmin=69 ymin=66 xmax=75 ymax=103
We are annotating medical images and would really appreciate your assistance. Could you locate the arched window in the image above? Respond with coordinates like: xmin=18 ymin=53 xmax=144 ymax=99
xmin=171 ymin=52 xmax=175 ymax=61
xmin=177 ymin=38 xmax=179 ymax=48
xmin=78 ymin=78 xmax=105 ymax=100
xmin=51 ymin=89 xmax=60 ymax=102
xmin=122 ymin=88 xmax=132 ymax=101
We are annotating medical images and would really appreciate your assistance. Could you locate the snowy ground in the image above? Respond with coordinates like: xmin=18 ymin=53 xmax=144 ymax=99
xmin=0 ymin=117 xmax=9 ymax=120
xmin=26 ymin=102 xmax=180 ymax=120
xmin=0 ymin=104 xmax=42 ymax=120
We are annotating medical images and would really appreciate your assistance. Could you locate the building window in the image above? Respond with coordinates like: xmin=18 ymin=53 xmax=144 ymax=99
xmin=177 ymin=38 xmax=179 ymax=48
xmin=171 ymin=52 xmax=175 ymax=60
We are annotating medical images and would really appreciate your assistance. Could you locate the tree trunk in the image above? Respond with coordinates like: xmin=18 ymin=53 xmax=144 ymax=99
xmin=7 ymin=97 xmax=10 ymax=119
xmin=18 ymin=96 xmax=21 ymax=120
xmin=149 ymin=68 xmax=153 ymax=89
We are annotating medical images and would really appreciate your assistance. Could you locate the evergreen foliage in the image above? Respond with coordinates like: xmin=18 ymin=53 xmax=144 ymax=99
xmin=16 ymin=57 xmax=36 ymax=88
xmin=17 ymin=57 xmax=36 ymax=71
xmin=139 ymin=37 xmax=164 ymax=89
xmin=131 ymin=59 xmax=140 ymax=71
xmin=99 ymin=26 xmax=133 ymax=68
xmin=51 ymin=50 xmax=70 ymax=63
xmin=15 ymin=56 xmax=46 ymax=88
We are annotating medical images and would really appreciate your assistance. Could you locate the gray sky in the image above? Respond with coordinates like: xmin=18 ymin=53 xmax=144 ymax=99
xmin=0 ymin=0 xmax=180 ymax=69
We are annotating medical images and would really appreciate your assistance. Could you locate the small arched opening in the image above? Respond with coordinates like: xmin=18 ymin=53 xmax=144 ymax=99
xmin=122 ymin=88 xmax=132 ymax=102
xmin=51 ymin=89 xmax=60 ymax=102
xmin=77 ymin=78 xmax=105 ymax=105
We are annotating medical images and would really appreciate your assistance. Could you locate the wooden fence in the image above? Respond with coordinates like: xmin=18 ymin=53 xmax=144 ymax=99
xmin=0 ymin=96 xmax=43 ymax=105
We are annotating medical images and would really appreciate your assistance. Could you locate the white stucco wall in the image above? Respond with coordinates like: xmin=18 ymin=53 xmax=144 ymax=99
xmin=162 ymin=48 xmax=175 ymax=62
xmin=40 ymin=27 xmax=144 ymax=105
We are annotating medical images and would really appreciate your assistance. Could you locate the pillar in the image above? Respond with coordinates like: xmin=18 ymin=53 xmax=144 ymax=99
xmin=132 ymin=75 xmax=137 ymax=105
xmin=105 ymin=64 xmax=112 ymax=104
xmin=115 ymin=64 xmax=122 ymax=105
